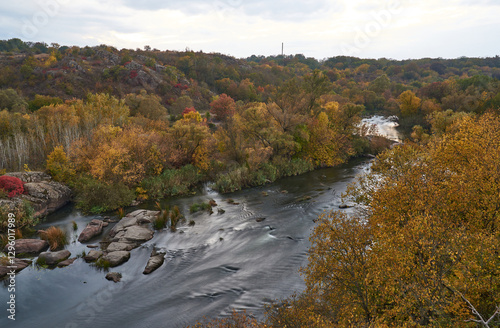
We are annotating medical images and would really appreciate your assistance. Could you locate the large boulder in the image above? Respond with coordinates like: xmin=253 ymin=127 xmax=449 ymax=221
xmin=3 ymin=239 xmax=49 ymax=256
xmin=37 ymin=250 xmax=71 ymax=266
xmin=108 ymin=210 xmax=159 ymax=238
xmin=3 ymin=172 xmax=72 ymax=218
xmin=102 ymin=251 xmax=130 ymax=267
xmin=114 ymin=226 xmax=154 ymax=244
xmin=78 ymin=219 xmax=105 ymax=242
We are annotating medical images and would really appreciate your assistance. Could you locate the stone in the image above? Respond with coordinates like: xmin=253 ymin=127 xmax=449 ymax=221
xmin=339 ymin=204 xmax=354 ymax=209
xmin=106 ymin=242 xmax=134 ymax=252
xmin=108 ymin=210 xmax=159 ymax=237
xmin=255 ymin=217 xmax=266 ymax=223
xmin=3 ymin=172 xmax=71 ymax=218
xmin=143 ymin=252 xmax=165 ymax=275
xmin=115 ymin=226 xmax=154 ymax=243
xmin=57 ymin=258 xmax=76 ymax=267
xmin=37 ymin=250 xmax=71 ymax=265
xmin=105 ymin=272 xmax=122 ymax=283
xmin=3 ymin=239 xmax=49 ymax=255
xmin=83 ymin=250 xmax=103 ymax=263
xmin=102 ymin=251 xmax=130 ymax=267
xmin=86 ymin=245 xmax=99 ymax=248
xmin=0 ymin=258 xmax=32 ymax=278
xmin=78 ymin=219 xmax=104 ymax=242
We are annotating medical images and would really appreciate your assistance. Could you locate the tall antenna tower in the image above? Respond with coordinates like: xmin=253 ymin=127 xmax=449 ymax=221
xmin=281 ymin=42 xmax=284 ymax=56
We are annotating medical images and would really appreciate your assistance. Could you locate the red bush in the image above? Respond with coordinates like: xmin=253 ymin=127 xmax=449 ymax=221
xmin=130 ymin=70 xmax=138 ymax=79
xmin=182 ymin=107 xmax=196 ymax=116
xmin=0 ymin=176 xmax=26 ymax=198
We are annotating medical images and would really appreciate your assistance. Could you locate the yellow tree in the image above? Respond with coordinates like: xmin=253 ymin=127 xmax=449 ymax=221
xmin=347 ymin=113 xmax=500 ymax=325
xmin=398 ymin=90 xmax=421 ymax=116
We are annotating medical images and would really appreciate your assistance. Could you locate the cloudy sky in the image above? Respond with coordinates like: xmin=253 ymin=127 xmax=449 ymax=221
xmin=0 ymin=0 xmax=498 ymax=60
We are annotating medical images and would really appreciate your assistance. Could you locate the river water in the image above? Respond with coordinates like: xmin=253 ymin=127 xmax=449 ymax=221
xmin=0 ymin=116 xmax=399 ymax=328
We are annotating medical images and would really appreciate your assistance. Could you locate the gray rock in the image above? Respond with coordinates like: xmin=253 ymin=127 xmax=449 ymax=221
xmin=143 ymin=252 xmax=165 ymax=275
xmin=115 ymin=226 xmax=154 ymax=243
xmin=109 ymin=210 xmax=159 ymax=237
xmin=78 ymin=219 xmax=104 ymax=242
xmin=3 ymin=239 xmax=49 ymax=255
xmin=3 ymin=172 xmax=71 ymax=218
xmin=0 ymin=258 xmax=32 ymax=278
xmin=83 ymin=250 xmax=103 ymax=263
xmin=37 ymin=250 xmax=71 ymax=265
xmin=106 ymin=242 xmax=134 ymax=252
xmin=102 ymin=251 xmax=130 ymax=267
xmin=57 ymin=258 xmax=76 ymax=267
xmin=105 ymin=272 xmax=122 ymax=282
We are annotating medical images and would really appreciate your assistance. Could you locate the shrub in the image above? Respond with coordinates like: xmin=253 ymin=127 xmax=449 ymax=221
xmin=153 ymin=207 xmax=169 ymax=230
xmin=39 ymin=226 xmax=68 ymax=251
xmin=170 ymin=205 xmax=183 ymax=232
xmin=74 ymin=176 xmax=135 ymax=214
xmin=142 ymin=164 xmax=204 ymax=199
xmin=0 ymin=175 xmax=25 ymax=198
xmin=189 ymin=202 xmax=212 ymax=214
xmin=0 ymin=200 xmax=37 ymax=232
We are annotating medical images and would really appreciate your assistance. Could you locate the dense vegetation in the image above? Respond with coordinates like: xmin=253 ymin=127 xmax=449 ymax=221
xmin=192 ymin=113 xmax=500 ymax=327
xmin=1 ymin=38 xmax=500 ymax=326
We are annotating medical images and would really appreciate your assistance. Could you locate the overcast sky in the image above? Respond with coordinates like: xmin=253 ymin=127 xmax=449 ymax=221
xmin=1 ymin=0 xmax=499 ymax=60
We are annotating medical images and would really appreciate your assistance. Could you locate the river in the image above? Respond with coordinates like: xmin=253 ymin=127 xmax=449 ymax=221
xmin=0 ymin=116 xmax=399 ymax=328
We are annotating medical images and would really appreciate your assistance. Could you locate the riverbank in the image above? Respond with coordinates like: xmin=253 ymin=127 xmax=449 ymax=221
xmin=0 ymin=155 xmax=373 ymax=328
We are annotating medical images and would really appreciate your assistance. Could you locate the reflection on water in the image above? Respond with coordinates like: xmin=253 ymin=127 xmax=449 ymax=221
xmin=0 ymin=117 xmax=399 ymax=328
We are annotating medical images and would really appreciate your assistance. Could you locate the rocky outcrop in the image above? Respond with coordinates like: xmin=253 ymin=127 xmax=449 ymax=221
xmin=78 ymin=219 xmax=105 ymax=242
xmin=0 ymin=258 xmax=32 ymax=278
xmin=102 ymin=251 xmax=130 ymax=267
xmin=3 ymin=171 xmax=71 ymax=218
xmin=3 ymin=239 xmax=49 ymax=256
xmin=37 ymin=250 xmax=71 ymax=266
xmin=143 ymin=249 xmax=165 ymax=275
xmin=99 ymin=210 xmax=159 ymax=270
xmin=105 ymin=272 xmax=122 ymax=283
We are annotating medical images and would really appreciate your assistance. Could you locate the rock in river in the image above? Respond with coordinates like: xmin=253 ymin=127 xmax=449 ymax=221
xmin=57 ymin=258 xmax=76 ymax=267
xmin=83 ymin=250 xmax=103 ymax=263
xmin=37 ymin=250 xmax=71 ymax=266
xmin=0 ymin=258 xmax=32 ymax=278
xmin=3 ymin=239 xmax=49 ymax=256
xmin=78 ymin=219 xmax=105 ymax=242
xmin=105 ymin=272 xmax=122 ymax=283
xmin=143 ymin=250 xmax=165 ymax=275
xmin=106 ymin=242 xmax=134 ymax=252
xmin=102 ymin=251 xmax=130 ymax=267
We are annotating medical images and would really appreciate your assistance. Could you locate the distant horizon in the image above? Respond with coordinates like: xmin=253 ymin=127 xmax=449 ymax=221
xmin=2 ymin=37 xmax=499 ymax=63
xmin=1 ymin=1 xmax=498 ymax=62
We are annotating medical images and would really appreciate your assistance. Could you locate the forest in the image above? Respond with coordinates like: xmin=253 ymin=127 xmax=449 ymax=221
xmin=1 ymin=38 xmax=500 ymax=326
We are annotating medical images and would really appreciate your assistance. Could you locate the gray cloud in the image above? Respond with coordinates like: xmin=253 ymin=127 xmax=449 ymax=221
xmin=118 ymin=0 xmax=344 ymax=21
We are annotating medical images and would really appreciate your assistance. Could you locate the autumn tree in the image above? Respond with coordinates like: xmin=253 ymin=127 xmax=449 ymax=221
xmin=397 ymin=90 xmax=421 ymax=116
xmin=125 ymin=90 xmax=168 ymax=120
xmin=210 ymin=93 xmax=236 ymax=122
